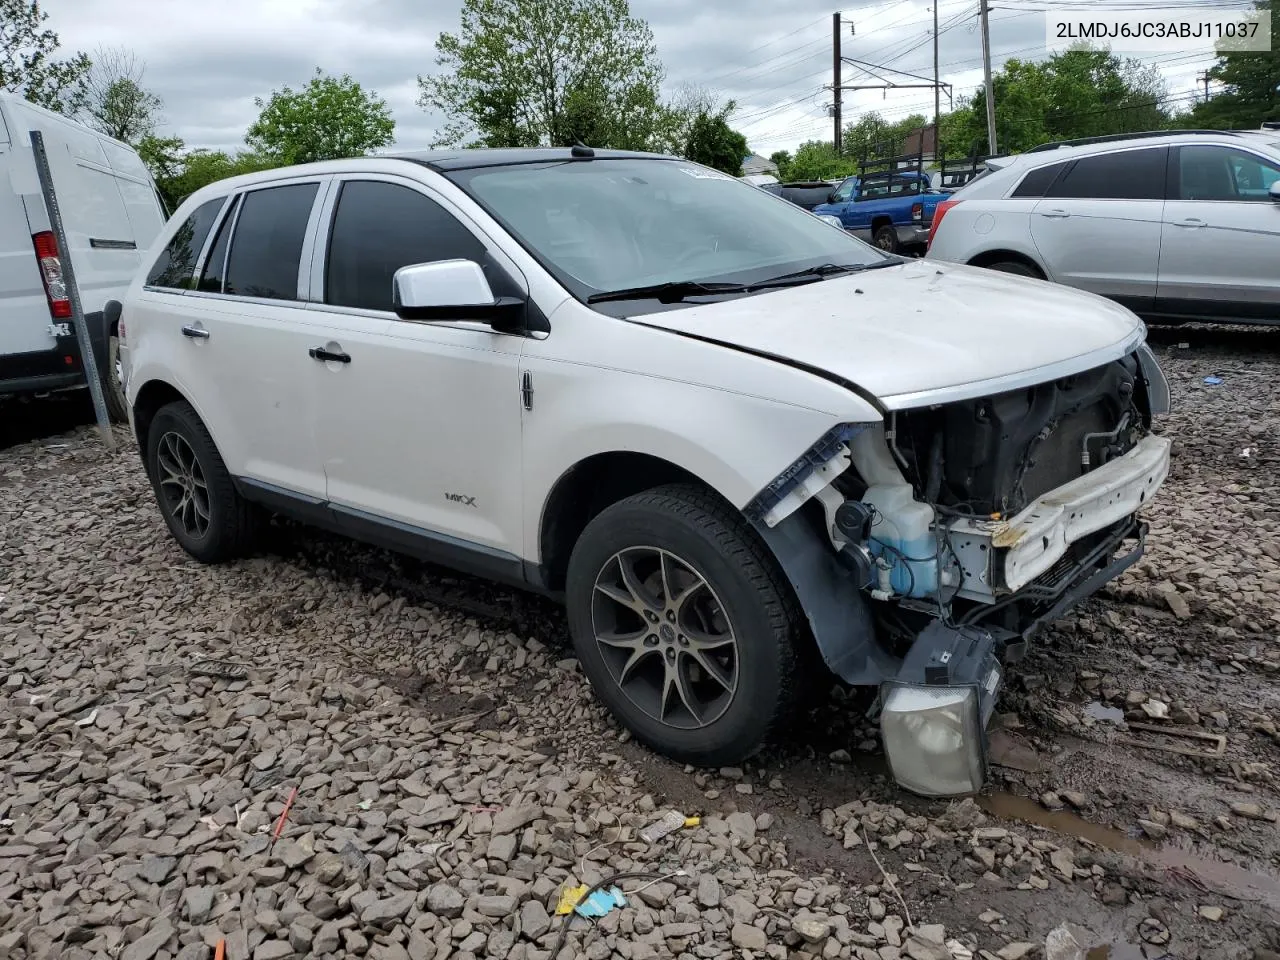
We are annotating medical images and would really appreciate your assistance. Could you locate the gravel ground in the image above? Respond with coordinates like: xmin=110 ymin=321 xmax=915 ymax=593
xmin=2 ymin=324 xmax=1279 ymax=960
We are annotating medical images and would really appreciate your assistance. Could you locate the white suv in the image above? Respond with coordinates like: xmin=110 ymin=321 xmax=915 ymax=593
xmin=118 ymin=148 xmax=1172 ymax=796
xmin=926 ymin=130 xmax=1280 ymax=325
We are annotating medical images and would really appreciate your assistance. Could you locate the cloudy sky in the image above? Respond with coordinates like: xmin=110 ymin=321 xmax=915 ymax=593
xmin=50 ymin=0 xmax=1240 ymax=158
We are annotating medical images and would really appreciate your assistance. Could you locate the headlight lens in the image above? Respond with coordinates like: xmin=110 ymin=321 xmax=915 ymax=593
xmin=880 ymin=685 xmax=984 ymax=797
xmin=817 ymin=214 xmax=844 ymax=229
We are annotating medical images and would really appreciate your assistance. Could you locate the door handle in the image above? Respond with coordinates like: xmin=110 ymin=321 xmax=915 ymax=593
xmin=1039 ymin=209 xmax=1071 ymax=219
xmin=309 ymin=346 xmax=351 ymax=364
xmin=1173 ymin=218 xmax=1206 ymax=228
xmin=181 ymin=325 xmax=210 ymax=340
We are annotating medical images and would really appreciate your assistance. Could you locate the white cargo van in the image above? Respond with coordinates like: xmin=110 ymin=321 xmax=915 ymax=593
xmin=0 ymin=93 xmax=167 ymax=419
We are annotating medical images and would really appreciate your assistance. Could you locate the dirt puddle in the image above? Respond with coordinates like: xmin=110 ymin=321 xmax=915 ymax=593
xmin=978 ymin=792 xmax=1280 ymax=915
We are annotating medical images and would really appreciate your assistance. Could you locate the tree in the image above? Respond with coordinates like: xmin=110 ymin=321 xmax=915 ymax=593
xmin=769 ymin=150 xmax=792 ymax=181
xmin=246 ymin=68 xmax=395 ymax=165
xmin=418 ymin=0 xmax=666 ymax=150
xmin=683 ymin=108 xmax=748 ymax=175
xmin=787 ymin=140 xmax=858 ymax=181
xmin=1188 ymin=1 xmax=1278 ymax=129
xmin=0 ymin=0 xmax=90 ymax=112
xmin=81 ymin=46 xmax=162 ymax=143
xmin=138 ymin=138 xmax=282 ymax=210
xmin=843 ymin=111 xmax=929 ymax=161
xmin=940 ymin=48 xmax=1169 ymax=155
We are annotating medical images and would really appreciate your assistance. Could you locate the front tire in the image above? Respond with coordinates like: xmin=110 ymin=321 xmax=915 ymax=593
xmin=145 ymin=401 xmax=257 ymax=563
xmin=102 ymin=334 xmax=128 ymax=423
xmin=565 ymin=484 xmax=800 ymax=766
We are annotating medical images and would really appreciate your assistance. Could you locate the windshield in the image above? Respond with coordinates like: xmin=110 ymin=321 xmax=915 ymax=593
xmin=446 ymin=158 xmax=890 ymax=310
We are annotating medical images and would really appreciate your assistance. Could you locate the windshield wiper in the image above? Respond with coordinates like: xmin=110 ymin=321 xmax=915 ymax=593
xmin=586 ymin=280 xmax=749 ymax=304
xmin=751 ymin=260 xmax=898 ymax=288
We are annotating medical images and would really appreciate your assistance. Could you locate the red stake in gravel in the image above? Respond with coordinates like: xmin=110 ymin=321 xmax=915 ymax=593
xmin=271 ymin=787 xmax=298 ymax=848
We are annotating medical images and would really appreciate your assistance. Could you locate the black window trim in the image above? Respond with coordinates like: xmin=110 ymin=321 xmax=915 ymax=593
xmin=1038 ymin=145 xmax=1170 ymax=201
xmin=181 ymin=175 xmax=331 ymax=309
xmin=308 ymin=171 xmax=530 ymax=331
xmin=193 ymin=193 xmax=242 ymax=294
xmin=1007 ymin=159 xmax=1069 ymax=199
xmin=1169 ymin=143 xmax=1280 ymax=204
xmin=142 ymin=194 xmax=229 ymax=293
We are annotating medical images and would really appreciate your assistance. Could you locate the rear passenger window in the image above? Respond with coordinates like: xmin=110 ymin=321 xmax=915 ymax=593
xmin=1011 ymin=162 xmax=1066 ymax=198
xmin=1045 ymin=148 xmax=1166 ymax=200
xmin=197 ymin=196 xmax=239 ymax=293
xmin=325 ymin=181 xmax=486 ymax=312
xmin=145 ymin=198 xmax=224 ymax=289
xmin=223 ymin=183 xmax=319 ymax=301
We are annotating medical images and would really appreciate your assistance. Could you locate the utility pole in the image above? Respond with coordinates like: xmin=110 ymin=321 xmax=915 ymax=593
xmin=833 ymin=12 xmax=843 ymax=155
xmin=932 ymin=2 xmax=941 ymax=149
xmin=1196 ymin=71 xmax=1211 ymax=101
xmin=979 ymin=0 xmax=997 ymax=155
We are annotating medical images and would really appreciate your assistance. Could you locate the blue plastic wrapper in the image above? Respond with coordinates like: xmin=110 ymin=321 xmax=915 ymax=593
xmin=575 ymin=886 xmax=627 ymax=918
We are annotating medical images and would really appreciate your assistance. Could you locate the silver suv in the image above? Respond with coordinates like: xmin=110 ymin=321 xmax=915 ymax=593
xmin=925 ymin=130 xmax=1280 ymax=325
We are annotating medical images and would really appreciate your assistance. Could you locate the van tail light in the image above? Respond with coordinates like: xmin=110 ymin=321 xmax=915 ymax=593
xmin=32 ymin=231 xmax=72 ymax=319
xmin=926 ymin=199 xmax=960 ymax=251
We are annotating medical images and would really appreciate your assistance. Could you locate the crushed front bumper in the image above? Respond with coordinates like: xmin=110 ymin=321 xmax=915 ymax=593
xmin=947 ymin=434 xmax=1172 ymax=602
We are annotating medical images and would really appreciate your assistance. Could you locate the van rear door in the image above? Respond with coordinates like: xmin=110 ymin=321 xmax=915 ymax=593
xmin=18 ymin=108 xmax=144 ymax=317
xmin=0 ymin=100 xmax=60 ymax=356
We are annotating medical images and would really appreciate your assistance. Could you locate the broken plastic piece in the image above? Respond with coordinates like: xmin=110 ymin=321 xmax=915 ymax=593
xmin=683 ymin=816 xmax=701 ymax=828
xmin=575 ymin=886 xmax=626 ymax=918
xmin=1204 ymin=376 xmax=1224 ymax=385
xmin=555 ymin=884 xmax=588 ymax=915
xmin=639 ymin=810 xmax=687 ymax=843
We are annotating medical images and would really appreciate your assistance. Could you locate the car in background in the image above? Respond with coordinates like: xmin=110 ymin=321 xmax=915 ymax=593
xmin=925 ymin=130 xmax=1280 ymax=326
xmin=0 ymin=93 xmax=167 ymax=420
xmin=812 ymin=170 xmax=949 ymax=254
xmin=760 ymin=180 xmax=843 ymax=211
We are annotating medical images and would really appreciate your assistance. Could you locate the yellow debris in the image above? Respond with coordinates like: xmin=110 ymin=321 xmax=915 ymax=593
xmin=555 ymin=884 xmax=588 ymax=915
xmin=683 ymin=817 xmax=701 ymax=828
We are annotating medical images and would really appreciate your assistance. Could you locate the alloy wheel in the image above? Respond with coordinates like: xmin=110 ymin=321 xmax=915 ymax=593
xmin=590 ymin=546 xmax=739 ymax=730
xmin=156 ymin=431 xmax=211 ymax=539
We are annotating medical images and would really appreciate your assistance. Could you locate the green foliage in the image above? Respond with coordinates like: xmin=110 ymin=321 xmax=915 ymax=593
xmin=246 ymin=68 xmax=395 ymax=165
xmin=1187 ymin=1 xmax=1278 ymax=129
xmin=940 ymin=47 xmax=1169 ymax=155
xmin=843 ymin=112 xmax=929 ymax=160
xmin=787 ymin=140 xmax=858 ymax=181
xmin=682 ymin=106 xmax=748 ymax=175
xmin=768 ymin=150 xmax=792 ymax=181
xmin=418 ymin=0 xmax=666 ymax=149
xmin=138 ymin=135 xmax=281 ymax=210
xmin=0 ymin=0 xmax=90 ymax=113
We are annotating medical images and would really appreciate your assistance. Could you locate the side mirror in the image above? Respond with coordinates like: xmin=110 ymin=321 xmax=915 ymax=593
xmin=1270 ymin=181 xmax=1280 ymax=203
xmin=393 ymin=260 xmax=525 ymax=331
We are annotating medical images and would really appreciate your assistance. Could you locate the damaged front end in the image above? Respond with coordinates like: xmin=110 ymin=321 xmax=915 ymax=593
xmin=748 ymin=345 xmax=1171 ymax=796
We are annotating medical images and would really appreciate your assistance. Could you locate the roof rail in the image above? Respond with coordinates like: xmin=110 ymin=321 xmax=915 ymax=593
xmin=1026 ymin=129 xmax=1236 ymax=153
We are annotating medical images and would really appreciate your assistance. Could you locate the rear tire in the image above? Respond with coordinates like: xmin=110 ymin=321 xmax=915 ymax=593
xmin=145 ymin=401 xmax=257 ymax=563
xmin=985 ymin=260 xmax=1043 ymax=279
xmin=873 ymin=224 xmax=901 ymax=254
xmin=102 ymin=334 xmax=128 ymax=423
xmin=565 ymin=484 xmax=800 ymax=766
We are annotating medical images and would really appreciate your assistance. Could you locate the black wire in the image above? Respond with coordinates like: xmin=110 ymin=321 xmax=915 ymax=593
xmin=550 ymin=871 xmax=673 ymax=958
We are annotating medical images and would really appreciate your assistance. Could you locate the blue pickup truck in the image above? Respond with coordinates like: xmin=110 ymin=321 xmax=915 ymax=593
xmin=812 ymin=171 xmax=948 ymax=254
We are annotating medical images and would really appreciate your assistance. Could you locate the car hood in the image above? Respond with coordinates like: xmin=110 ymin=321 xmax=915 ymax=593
xmin=630 ymin=259 xmax=1145 ymax=411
